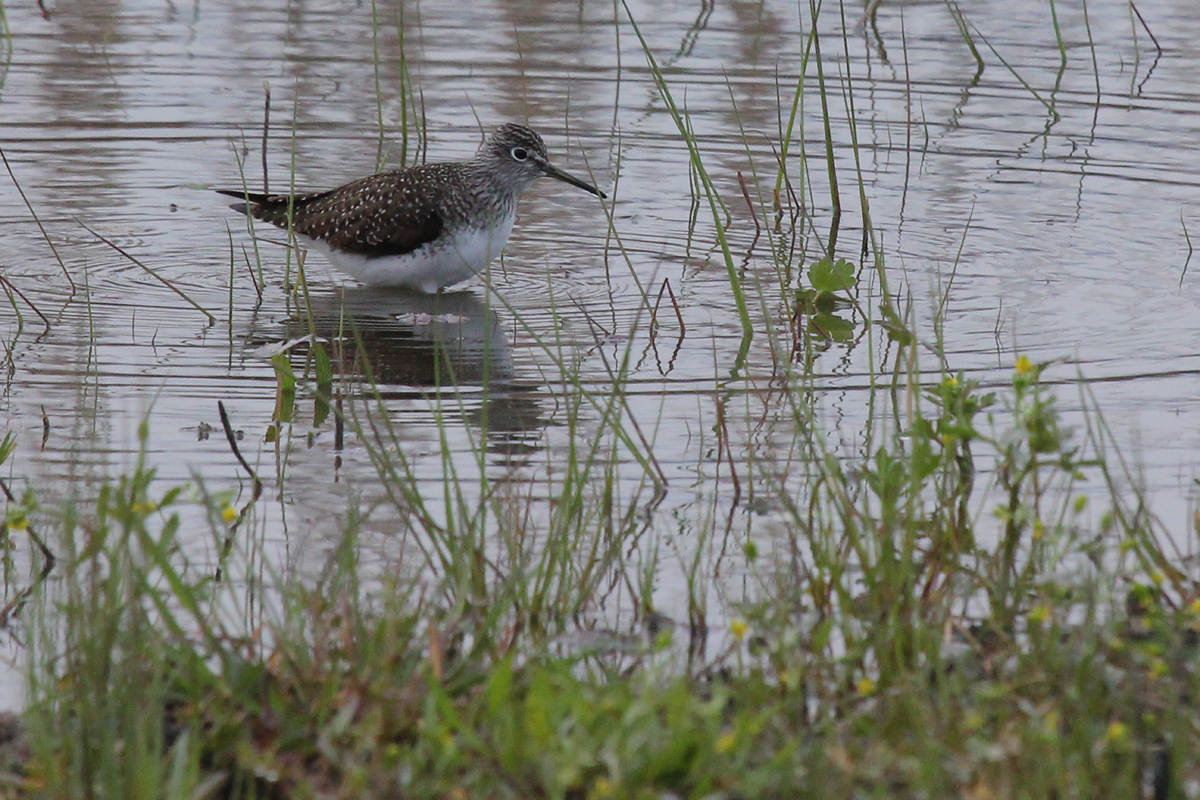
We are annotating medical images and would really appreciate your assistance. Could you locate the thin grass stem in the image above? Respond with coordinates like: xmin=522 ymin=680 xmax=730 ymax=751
xmin=619 ymin=0 xmax=754 ymax=363
xmin=1 ymin=147 xmax=74 ymax=291
xmin=76 ymin=220 xmax=216 ymax=324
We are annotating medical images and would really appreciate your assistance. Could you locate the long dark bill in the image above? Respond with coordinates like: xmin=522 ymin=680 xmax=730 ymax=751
xmin=542 ymin=163 xmax=606 ymax=199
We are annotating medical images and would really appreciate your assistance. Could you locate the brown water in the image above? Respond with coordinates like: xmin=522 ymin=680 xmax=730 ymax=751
xmin=2 ymin=0 xmax=1200 ymax=704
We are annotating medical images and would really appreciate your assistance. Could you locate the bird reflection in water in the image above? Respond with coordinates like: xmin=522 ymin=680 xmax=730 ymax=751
xmin=264 ymin=287 xmax=548 ymax=463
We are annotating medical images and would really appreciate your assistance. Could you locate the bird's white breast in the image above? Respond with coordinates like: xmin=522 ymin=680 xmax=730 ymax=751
xmin=302 ymin=212 xmax=516 ymax=293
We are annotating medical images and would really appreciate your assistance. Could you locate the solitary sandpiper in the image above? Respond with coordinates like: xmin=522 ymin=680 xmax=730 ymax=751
xmin=217 ymin=123 xmax=605 ymax=293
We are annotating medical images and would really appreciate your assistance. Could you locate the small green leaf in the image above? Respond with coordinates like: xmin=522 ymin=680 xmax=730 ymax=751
xmin=271 ymin=353 xmax=295 ymax=424
xmin=808 ymin=257 xmax=857 ymax=293
xmin=911 ymin=437 xmax=941 ymax=481
xmin=910 ymin=418 xmax=936 ymax=439
xmin=877 ymin=305 xmax=914 ymax=346
xmin=312 ymin=342 xmax=333 ymax=427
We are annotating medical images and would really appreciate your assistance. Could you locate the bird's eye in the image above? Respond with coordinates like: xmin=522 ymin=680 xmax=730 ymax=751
xmin=511 ymin=147 xmax=529 ymax=161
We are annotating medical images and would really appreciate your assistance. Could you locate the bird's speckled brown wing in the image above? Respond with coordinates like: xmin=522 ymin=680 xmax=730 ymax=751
xmin=219 ymin=164 xmax=461 ymax=258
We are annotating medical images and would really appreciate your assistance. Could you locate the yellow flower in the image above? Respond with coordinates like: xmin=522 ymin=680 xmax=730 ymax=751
xmin=1106 ymin=720 xmax=1128 ymax=744
xmin=856 ymin=677 xmax=875 ymax=696
xmin=943 ymin=375 xmax=959 ymax=388
xmin=730 ymin=618 xmax=748 ymax=640
xmin=1029 ymin=605 xmax=1051 ymax=625
xmin=592 ymin=777 xmax=614 ymax=798
xmin=716 ymin=732 xmax=737 ymax=753
xmin=222 ymin=505 xmax=238 ymax=523
xmin=1015 ymin=354 xmax=1034 ymax=374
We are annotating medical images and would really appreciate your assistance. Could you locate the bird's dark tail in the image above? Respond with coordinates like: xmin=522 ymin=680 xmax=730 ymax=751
xmin=216 ymin=187 xmax=335 ymax=228
xmin=215 ymin=188 xmax=275 ymax=216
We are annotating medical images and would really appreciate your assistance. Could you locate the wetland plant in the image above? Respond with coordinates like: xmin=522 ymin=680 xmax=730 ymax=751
xmin=9 ymin=344 xmax=1197 ymax=798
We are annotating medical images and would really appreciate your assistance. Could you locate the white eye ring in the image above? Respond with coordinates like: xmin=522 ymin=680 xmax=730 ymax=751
xmin=511 ymin=147 xmax=529 ymax=161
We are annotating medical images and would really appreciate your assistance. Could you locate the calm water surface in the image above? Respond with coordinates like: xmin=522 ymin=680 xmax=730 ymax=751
xmin=2 ymin=0 xmax=1200 ymax=704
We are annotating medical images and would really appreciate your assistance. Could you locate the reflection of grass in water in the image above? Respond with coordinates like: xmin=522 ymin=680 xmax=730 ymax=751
xmin=372 ymin=0 xmax=426 ymax=172
xmin=7 ymin=3 xmax=1199 ymax=798
xmin=0 ymin=2 xmax=10 ymax=91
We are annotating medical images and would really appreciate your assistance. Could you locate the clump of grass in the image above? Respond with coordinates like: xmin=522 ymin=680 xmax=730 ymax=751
xmin=9 ymin=346 xmax=1197 ymax=797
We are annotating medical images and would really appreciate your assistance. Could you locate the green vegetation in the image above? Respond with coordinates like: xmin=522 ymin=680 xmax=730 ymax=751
xmin=7 ymin=344 xmax=1196 ymax=798
xmin=1 ymin=1 xmax=1195 ymax=799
